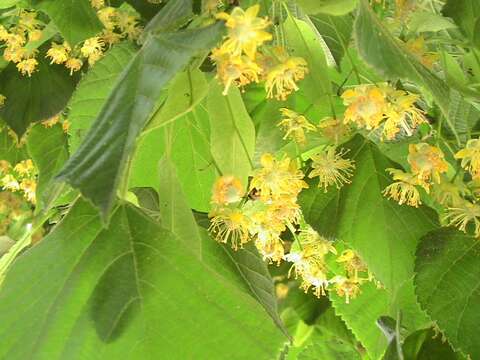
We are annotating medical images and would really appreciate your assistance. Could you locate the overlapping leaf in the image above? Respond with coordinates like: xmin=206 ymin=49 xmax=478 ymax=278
xmin=56 ymin=22 xmax=224 ymax=220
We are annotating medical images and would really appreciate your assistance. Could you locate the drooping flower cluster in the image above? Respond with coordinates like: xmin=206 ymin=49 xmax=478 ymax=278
xmin=0 ymin=159 xmax=37 ymax=204
xmin=284 ymin=226 xmax=377 ymax=303
xmin=342 ymin=84 xmax=427 ymax=140
xmin=209 ymin=153 xmax=307 ymax=263
xmin=212 ymin=5 xmax=308 ymax=100
xmin=0 ymin=10 xmax=45 ymax=76
xmin=383 ymin=143 xmax=448 ymax=207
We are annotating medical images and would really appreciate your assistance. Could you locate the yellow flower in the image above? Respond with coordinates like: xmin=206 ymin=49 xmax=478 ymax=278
xmin=14 ymin=159 xmax=35 ymax=176
xmin=330 ymin=275 xmax=361 ymax=304
xmin=383 ymin=168 xmax=422 ymax=207
xmin=265 ymin=57 xmax=308 ymax=101
xmin=16 ymin=58 xmax=38 ymax=77
xmin=444 ymin=200 xmax=480 ymax=237
xmin=250 ymin=153 xmax=307 ymax=201
xmin=101 ymin=29 xmax=123 ymax=46
xmin=208 ymin=207 xmax=250 ymax=249
xmin=65 ymin=58 xmax=83 ymax=75
xmin=18 ymin=10 xmax=41 ymax=32
xmin=3 ymin=46 xmax=27 ymax=63
xmin=116 ymin=11 xmax=142 ymax=40
xmin=80 ymin=37 xmax=104 ymax=58
xmin=42 ymin=115 xmax=60 ymax=128
xmin=19 ymin=179 xmax=36 ymax=204
xmin=405 ymin=36 xmax=438 ymax=68
xmin=0 ymin=94 xmax=5 ymax=107
xmin=318 ymin=117 xmax=351 ymax=144
xmin=216 ymin=5 xmax=271 ymax=59
xmin=211 ymin=49 xmax=262 ymax=95
xmin=342 ymin=85 xmax=387 ymax=130
xmin=91 ymin=0 xmax=105 ymax=10
xmin=0 ymin=160 xmax=11 ymax=174
xmin=62 ymin=120 xmax=70 ymax=133
xmin=255 ymin=235 xmax=284 ymax=264
xmin=0 ymin=25 xmax=9 ymax=41
xmin=455 ymin=139 xmax=480 ymax=179
xmin=5 ymin=33 xmax=26 ymax=49
xmin=300 ymin=265 xmax=330 ymax=298
xmin=97 ymin=7 xmax=117 ymax=29
xmin=277 ymin=108 xmax=316 ymax=145
xmin=46 ymin=42 xmax=71 ymax=64
xmin=1 ymin=174 xmax=20 ymax=191
xmin=211 ymin=175 xmax=244 ymax=205
xmin=308 ymin=147 xmax=355 ymax=192
xmin=336 ymin=249 xmax=369 ymax=282
xmin=382 ymin=89 xmax=427 ymax=140
xmin=408 ymin=143 xmax=448 ymax=187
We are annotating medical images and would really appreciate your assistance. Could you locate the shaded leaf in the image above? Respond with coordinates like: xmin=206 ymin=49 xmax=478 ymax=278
xmin=415 ymin=228 xmax=480 ymax=360
xmin=0 ymin=55 xmax=77 ymax=136
xmin=443 ymin=0 xmax=480 ymax=48
xmin=67 ymin=43 xmax=137 ymax=152
xmin=35 ymin=0 xmax=103 ymax=46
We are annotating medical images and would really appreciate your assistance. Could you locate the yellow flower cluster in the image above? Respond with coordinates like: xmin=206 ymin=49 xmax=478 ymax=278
xmin=383 ymin=143 xmax=448 ymax=207
xmin=212 ymin=5 xmax=308 ymax=100
xmin=209 ymin=153 xmax=307 ymax=263
xmin=342 ymin=84 xmax=427 ymax=140
xmin=405 ymin=36 xmax=438 ymax=69
xmin=284 ymin=227 xmax=376 ymax=303
xmin=0 ymin=10 xmax=44 ymax=76
xmin=0 ymin=159 xmax=37 ymax=204
xmin=308 ymin=147 xmax=355 ymax=192
xmin=0 ymin=191 xmax=30 ymax=235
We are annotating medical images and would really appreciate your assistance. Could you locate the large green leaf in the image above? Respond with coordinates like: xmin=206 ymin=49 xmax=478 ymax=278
xmin=284 ymin=14 xmax=332 ymax=104
xmin=443 ymin=0 xmax=480 ymax=48
xmin=207 ymin=82 xmax=255 ymax=188
xmin=295 ymin=0 xmax=358 ymax=16
xmin=26 ymin=123 xmax=68 ymax=209
xmin=0 ymin=56 xmax=77 ymax=137
xmin=414 ymin=228 xmax=480 ymax=360
xmin=35 ymin=0 xmax=103 ymax=46
xmin=130 ymin=106 xmax=218 ymax=212
xmin=56 ymin=23 xmax=224 ymax=221
xmin=310 ymin=13 xmax=354 ymax=66
xmin=145 ymin=68 xmax=209 ymax=131
xmin=0 ymin=199 xmax=287 ymax=359
xmin=0 ymin=126 xmax=28 ymax=164
xmin=67 ymin=43 xmax=137 ymax=153
xmin=355 ymin=0 xmax=450 ymax=117
xmin=300 ymin=136 xmax=438 ymax=291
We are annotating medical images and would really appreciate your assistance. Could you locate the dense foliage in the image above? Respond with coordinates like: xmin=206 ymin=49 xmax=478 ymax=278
xmin=0 ymin=0 xmax=479 ymax=359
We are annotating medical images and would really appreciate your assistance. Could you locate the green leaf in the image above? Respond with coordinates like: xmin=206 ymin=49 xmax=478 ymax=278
xmin=310 ymin=13 xmax=354 ymax=66
xmin=157 ymin=155 xmax=203 ymax=254
xmin=284 ymin=14 xmax=332 ymax=104
xmin=26 ymin=123 xmax=68 ymax=209
xmin=130 ymin=107 xmax=218 ymax=212
xmin=56 ymin=23 xmax=224 ymax=221
xmin=443 ymin=0 xmax=480 ymax=48
xmin=447 ymin=89 xmax=480 ymax=144
xmin=329 ymin=283 xmax=389 ymax=359
xmin=414 ymin=228 xmax=480 ymax=359
xmin=142 ymin=0 xmax=193 ymax=34
xmin=67 ymin=43 xmax=137 ymax=153
xmin=207 ymin=82 xmax=255 ymax=188
xmin=0 ymin=199 xmax=287 ymax=358
xmin=408 ymin=11 xmax=457 ymax=33
xmin=0 ymin=55 xmax=77 ymax=137
xmin=145 ymin=68 xmax=209 ymax=131
xmin=0 ymin=126 xmax=28 ymax=164
xmin=295 ymin=0 xmax=358 ymax=16
xmin=35 ymin=0 xmax=103 ymax=46
xmin=355 ymin=0 xmax=450 ymax=117
xmin=0 ymin=0 xmax=20 ymax=9
xmin=298 ymin=329 xmax=361 ymax=359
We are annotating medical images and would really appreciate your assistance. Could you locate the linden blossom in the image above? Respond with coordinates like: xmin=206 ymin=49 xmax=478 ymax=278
xmin=455 ymin=139 xmax=480 ymax=180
